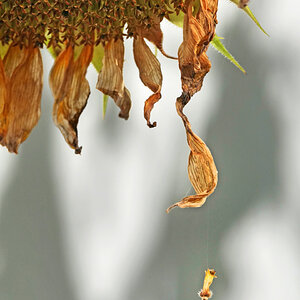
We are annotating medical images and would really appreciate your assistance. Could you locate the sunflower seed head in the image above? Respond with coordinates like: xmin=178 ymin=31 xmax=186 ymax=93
xmin=0 ymin=0 xmax=185 ymax=48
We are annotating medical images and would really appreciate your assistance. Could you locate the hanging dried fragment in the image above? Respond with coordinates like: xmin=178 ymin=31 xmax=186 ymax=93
xmin=136 ymin=16 xmax=177 ymax=59
xmin=178 ymin=0 xmax=218 ymax=97
xmin=198 ymin=269 xmax=217 ymax=300
xmin=167 ymin=95 xmax=218 ymax=213
xmin=133 ymin=35 xmax=163 ymax=128
xmin=96 ymin=38 xmax=131 ymax=120
xmin=0 ymin=45 xmax=43 ymax=153
xmin=50 ymin=44 xmax=93 ymax=154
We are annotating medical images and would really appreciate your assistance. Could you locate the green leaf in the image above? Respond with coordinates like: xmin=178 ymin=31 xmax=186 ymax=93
xmin=167 ymin=9 xmax=184 ymax=27
xmin=92 ymin=43 xmax=108 ymax=118
xmin=102 ymin=94 xmax=109 ymax=119
xmin=243 ymin=6 xmax=269 ymax=36
xmin=211 ymin=35 xmax=246 ymax=74
xmin=92 ymin=43 xmax=104 ymax=72
xmin=230 ymin=0 xmax=269 ymax=36
xmin=0 ymin=43 xmax=10 ymax=59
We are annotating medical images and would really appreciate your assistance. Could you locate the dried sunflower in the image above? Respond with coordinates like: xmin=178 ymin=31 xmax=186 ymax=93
xmin=0 ymin=0 xmax=267 ymax=210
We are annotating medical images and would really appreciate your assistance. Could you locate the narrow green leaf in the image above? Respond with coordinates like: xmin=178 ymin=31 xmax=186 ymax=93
xmin=243 ymin=6 xmax=269 ymax=36
xmin=102 ymin=94 xmax=109 ymax=119
xmin=92 ymin=43 xmax=107 ymax=118
xmin=92 ymin=43 xmax=104 ymax=72
xmin=167 ymin=10 xmax=184 ymax=27
xmin=229 ymin=0 xmax=269 ymax=36
xmin=211 ymin=35 xmax=246 ymax=74
xmin=74 ymin=45 xmax=84 ymax=60
xmin=0 ymin=43 xmax=10 ymax=59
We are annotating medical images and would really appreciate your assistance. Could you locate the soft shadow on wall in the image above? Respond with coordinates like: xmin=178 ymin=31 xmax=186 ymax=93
xmin=0 ymin=89 xmax=76 ymax=300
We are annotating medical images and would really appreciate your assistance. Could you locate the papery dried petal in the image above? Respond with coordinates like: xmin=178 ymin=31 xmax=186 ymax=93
xmin=50 ymin=45 xmax=93 ymax=154
xmin=139 ymin=16 xmax=177 ymax=59
xmin=49 ymin=46 xmax=74 ymax=102
xmin=96 ymin=39 xmax=131 ymax=120
xmin=133 ymin=35 xmax=162 ymax=128
xmin=0 ymin=45 xmax=43 ymax=153
xmin=178 ymin=0 xmax=218 ymax=97
xmin=166 ymin=95 xmax=218 ymax=212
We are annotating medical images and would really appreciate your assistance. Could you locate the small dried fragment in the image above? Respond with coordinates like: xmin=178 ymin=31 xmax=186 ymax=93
xmin=166 ymin=94 xmax=218 ymax=213
xmin=96 ymin=38 xmax=131 ymax=120
xmin=198 ymin=269 xmax=217 ymax=300
xmin=0 ymin=45 xmax=43 ymax=153
xmin=238 ymin=0 xmax=249 ymax=8
xmin=178 ymin=0 xmax=218 ymax=97
xmin=50 ymin=44 xmax=93 ymax=154
xmin=133 ymin=35 xmax=163 ymax=128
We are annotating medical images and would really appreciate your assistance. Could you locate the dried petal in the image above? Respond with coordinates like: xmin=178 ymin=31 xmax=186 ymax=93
xmin=96 ymin=39 xmax=131 ymax=120
xmin=139 ymin=17 xmax=177 ymax=59
xmin=0 ymin=45 xmax=43 ymax=153
xmin=166 ymin=95 xmax=218 ymax=212
xmin=178 ymin=0 xmax=218 ymax=97
xmin=133 ymin=35 xmax=162 ymax=128
xmin=50 ymin=45 xmax=93 ymax=154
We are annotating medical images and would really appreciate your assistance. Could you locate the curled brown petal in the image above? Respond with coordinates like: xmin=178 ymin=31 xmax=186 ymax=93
xmin=178 ymin=0 xmax=217 ymax=97
xmin=166 ymin=94 xmax=218 ymax=213
xmin=0 ymin=45 xmax=43 ymax=153
xmin=133 ymin=35 xmax=162 ymax=128
xmin=96 ymin=38 xmax=131 ymax=120
xmin=50 ymin=45 xmax=93 ymax=154
xmin=140 ymin=16 xmax=177 ymax=60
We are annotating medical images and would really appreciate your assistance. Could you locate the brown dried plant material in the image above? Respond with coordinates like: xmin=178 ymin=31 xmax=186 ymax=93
xmin=138 ymin=16 xmax=177 ymax=60
xmin=166 ymin=95 xmax=218 ymax=213
xmin=50 ymin=44 xmax=93 ymax=154
xmin=96 ymin=38 xmax=131 ymax=120
xmin=198 ymin=269 xmax=217 ymax=300
xmin=178 ymin=0 xmax=218 ymax=97
xmin=167 ymin=0 xmax=219 ymax=212
xmin=0 ymin=45 xmax=43 ymax=153
xmin=133 ymin=35 xmax=163 ymax=128
xmin=238 ymin=0 xmax=249 ymax=8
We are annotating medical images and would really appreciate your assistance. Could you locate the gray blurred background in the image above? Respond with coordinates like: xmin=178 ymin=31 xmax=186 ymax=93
xmin=0 ymin=1 xmax=299 ymax=299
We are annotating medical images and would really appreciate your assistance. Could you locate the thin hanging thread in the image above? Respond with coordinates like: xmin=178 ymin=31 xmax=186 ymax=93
xmin=206 ymin=203 xmax=210 ymax=268
xmin=183 ymin=184 xmax=193 ymax=198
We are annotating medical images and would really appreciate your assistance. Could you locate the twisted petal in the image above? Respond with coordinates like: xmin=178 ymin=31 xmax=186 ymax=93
xmin=133 ymin=35 xmax=162 ymax=128
xmin=140 ymin=16 xmax=177 ymax=59
xmin=50 ymin=45 xmax=93 ymax=154
xmin=167 ymin=95 xmax=218 ymax=212
xmin=0 ymin=45 xmax=43 ymax=153
xmin=96 ymin=39 xmax=131 ymax=120
xmin=178 ymin=0 xmax=218 ymax=97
